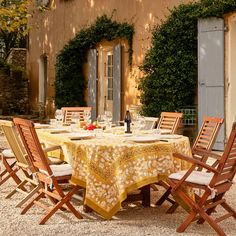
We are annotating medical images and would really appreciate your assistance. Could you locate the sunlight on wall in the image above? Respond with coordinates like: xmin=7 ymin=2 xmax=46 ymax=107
xmin=72 ymin=27 xmax=76 ymax=36
xmin=44 ymin=34 xmax=48 ymax=45
xmin=44 ymin=18 xmax=49 ymax=28
xmin=88 ymin=0 xmax=95 ymax=8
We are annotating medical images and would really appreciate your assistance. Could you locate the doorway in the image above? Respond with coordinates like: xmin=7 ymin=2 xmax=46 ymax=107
xmin=88 ymin=44 xmax=122 ymax=123
xmin=98 ymin=48 xmax=113 ymax=116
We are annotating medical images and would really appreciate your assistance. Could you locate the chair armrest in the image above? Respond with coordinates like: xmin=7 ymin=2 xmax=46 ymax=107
xmin=43 ymin=145 xmax=62 ymax=153
xmin=192 ymin=148 xmax=222 ymax=160
xmin=173 ymin=152 xmax=219 ymax=174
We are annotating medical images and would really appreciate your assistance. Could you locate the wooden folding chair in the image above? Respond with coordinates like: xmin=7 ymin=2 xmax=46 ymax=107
xmin=0 ymin=120 xmax=42 ymax=206
xmin=166 ymin=121 xmax=236 ymax=236
xmin=157 ymin=112 xmax=183 ymax=134
xmin=156 ymin=116 xmax=224 ymax=212
xmin=61 ymin=107 xmax=92 ymax=124
xmin=13 ymin=117 xmax=83 ymax=224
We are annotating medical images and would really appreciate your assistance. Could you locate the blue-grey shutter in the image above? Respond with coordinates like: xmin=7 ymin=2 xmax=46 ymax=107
xmin=113 ymin=44 xmax=122 ymax=124
xmin=88 ymin=49 xmax=97 ymax=121
xmin=198 ymin=18 xmax=225 ymax=150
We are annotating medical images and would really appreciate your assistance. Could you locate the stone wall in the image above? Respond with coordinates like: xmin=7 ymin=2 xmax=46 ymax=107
xmin=0 ymin=71 xmax=29 ymax=115
xmin=0 ymin=48 xmax=29 ymax=115
xmin=7 ymin=48 xmax=27 ymax=70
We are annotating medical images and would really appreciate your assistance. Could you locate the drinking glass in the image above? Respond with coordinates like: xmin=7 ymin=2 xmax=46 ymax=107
xmin=54 ymin=109 xmax=63 ymax=127
xmin=104 ymin=111 xmax=112 ymax=128
xmin=71 ymin=112 xmax=80 ymax=124
xmin=70 ymin=112 xmax=80 ymax=131
xmin=137 ymin=115 xmax=145 ymax=130
xmin=83 ymin=110 xmax=91 ymax=124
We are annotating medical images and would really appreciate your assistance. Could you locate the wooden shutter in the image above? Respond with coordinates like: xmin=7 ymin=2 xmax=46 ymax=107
xmin=198 ymin=17 xmax=225 ymax=150
xmin=88 ymin=49 xmax=97 ymax=121
xmin=112 ymin=44 xmax=122 ymax=124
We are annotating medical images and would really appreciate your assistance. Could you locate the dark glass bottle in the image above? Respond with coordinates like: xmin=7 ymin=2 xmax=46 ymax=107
xmin=124 ymin=110 xmax=132 ymax=133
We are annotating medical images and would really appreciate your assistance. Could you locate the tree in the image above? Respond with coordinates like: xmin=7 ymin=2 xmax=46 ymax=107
xmin=0 ymin=0 xmax=30 ymax=59
xmin=139 ymin=0 xmax=236 ymax=117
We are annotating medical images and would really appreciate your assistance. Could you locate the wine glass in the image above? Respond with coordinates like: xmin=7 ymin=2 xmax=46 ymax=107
xmin=54 ymin=109 xmax=63 ymax=127
xmin=137 ymin=115 xmax=145 ymax=130
xmin=70 ymin=112 xmax=80 ymax=131
xmin=131 ymin=111 xmax=139 ymax=131
xmin=104 ymin=111 xmax=112 ymax=128
xmin=83 ymin=110 xmax=91 ymax=124
xmin=71 ymin=112 xmax=80 ymax=124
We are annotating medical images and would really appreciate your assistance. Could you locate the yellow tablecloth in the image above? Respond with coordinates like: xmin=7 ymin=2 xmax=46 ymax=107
xmin=37 ymin=130 xmax=192 ymax=219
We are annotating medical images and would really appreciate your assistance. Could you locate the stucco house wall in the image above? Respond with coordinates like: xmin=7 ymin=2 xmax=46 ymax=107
xmin=27 ymin=0 xmax=191 ymax=117
xmin=225 ymin=12 xmax=236 ymax=138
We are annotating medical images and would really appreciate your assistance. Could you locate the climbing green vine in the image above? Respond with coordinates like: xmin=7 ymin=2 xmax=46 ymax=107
xmin=55 ymin=15 xmax=134 ymax=108
xmin=139 ymin=0 xmax=236 ymax=117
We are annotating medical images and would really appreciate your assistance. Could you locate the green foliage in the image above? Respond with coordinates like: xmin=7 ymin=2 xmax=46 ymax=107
xmin=55 ymin=14 xmax=134 ymax=108
xmin=139 ymin=0 xmax=236 ymax=117
xmin=0 ymin=0 xmax=30 ymax=59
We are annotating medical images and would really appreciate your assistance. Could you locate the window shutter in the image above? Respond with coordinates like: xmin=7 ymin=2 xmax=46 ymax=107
xmin=88 ymin=49 xmax=97 ymax=121
xmin=112 ymin=44 xmax=122 ymax=124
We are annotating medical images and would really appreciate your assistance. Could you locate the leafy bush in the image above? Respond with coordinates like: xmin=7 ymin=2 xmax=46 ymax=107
xmin=55 ymin=15 xmax=134 ymax=108
xmin=139 ymin=0 xmax=236 ymax=117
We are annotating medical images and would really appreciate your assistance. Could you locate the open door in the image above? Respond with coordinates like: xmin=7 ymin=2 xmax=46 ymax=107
xmin=198 ymin=17 xmax=225 ymax=150
xmin=95 ymin=44 xmax=122 ymax=124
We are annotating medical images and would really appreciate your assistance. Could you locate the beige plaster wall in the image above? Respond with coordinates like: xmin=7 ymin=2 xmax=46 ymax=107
xmin=225 ymin=13 xmax=236 ymax=138
xmin=27 ymin=0 xmax=191 ymax=116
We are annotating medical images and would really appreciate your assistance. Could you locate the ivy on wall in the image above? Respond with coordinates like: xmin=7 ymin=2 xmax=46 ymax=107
xmin=55 ymin=15 xmax=134 ymax=108
xmin=139 ymin=0 xmax=236 ymax=117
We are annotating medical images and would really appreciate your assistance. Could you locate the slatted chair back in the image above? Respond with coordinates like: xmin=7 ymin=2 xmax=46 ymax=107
xmin=13 ymin=118 xmax=54 ymax=185
xmin=212 ymin=122 xmax=236 ymax=188
xmin=61 ymin=107 xmax=92 ymax=123
xmin=142 ymin=117 xmax=159 ymax=130
xmin=0 ymin=119 xmax=40 ymax=205
xmin=192 ymin=116 xmax=224 ymax=153
xmin=157 ymin=112 xmax=183 ymax=134
xmin=0 ymin=119 xmax=28 ymax=166
xmin=155 ymin=116 xmax=224 ymax=211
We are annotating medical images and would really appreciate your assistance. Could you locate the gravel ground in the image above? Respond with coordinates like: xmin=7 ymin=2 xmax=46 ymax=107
xmin=0 ymin=134 xmax=235 ymax=236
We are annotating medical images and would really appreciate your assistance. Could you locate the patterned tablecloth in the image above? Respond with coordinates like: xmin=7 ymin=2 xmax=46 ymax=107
xmin=37 ymin=129 xmax=192 ymax=219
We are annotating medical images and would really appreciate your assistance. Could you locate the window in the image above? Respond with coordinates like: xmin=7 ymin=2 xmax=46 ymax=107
xmin=107 ymin=54 xmax=113 ymax=100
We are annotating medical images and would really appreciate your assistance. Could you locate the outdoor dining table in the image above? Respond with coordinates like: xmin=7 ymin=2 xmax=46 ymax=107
xmin=36 ymin=126 xmax=192 ymax=219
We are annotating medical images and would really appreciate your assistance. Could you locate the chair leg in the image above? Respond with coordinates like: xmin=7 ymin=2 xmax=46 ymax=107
xmin=177 ymin=211 xmax=197 ymax=233
xmin=5 ymin=179 xmax=28 ymax=199
xmin=156 ymin=187 xmax=172 ymax=205
xmin=39 ymin=186 xmax=82 ymax=225
xmin=1 ymin=159 xmax=22 ymax=186
xmin=199 ymin=209 xmax=226 ymax=236
xmin=166 ymin=202 xmax=179 ymax=213
xmin=16 ymin=184 xmax=42 ymax=208
xmin=221 ymin=202 xmax=236 ymax=219
xmin=21 ymin=192 xmax=45 ymax=214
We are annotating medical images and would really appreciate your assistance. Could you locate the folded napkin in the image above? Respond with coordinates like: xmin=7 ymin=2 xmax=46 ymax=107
xmin=34 ymin=123 xmax=50 ymax=129
xmin=68 ymin=133 xmax=94 ymax=140
xmin=160 ymin=134 xmax=182 ymax=139
xmin=50 ymin=129 xmax=70 ymax=134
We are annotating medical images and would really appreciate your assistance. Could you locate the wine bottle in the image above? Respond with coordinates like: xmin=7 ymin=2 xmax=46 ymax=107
xmin=124 ymin=110 xmax=132 ymax=133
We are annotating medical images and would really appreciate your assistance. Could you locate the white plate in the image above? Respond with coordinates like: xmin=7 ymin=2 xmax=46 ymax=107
xmin=159 ymin=129 xmax=172 ymax=134
xmin=45 ymin=128 xmax=69 ymax=134
xmin=112 ymin=133 xmax=133 ymax=137
xmin=160 ymin=134 xmax=182 ymax=139
xmin=34 ymin=123 xmax=50 ymax=129
xmin=67 ymin=133 xmax=94 ymax=140
xmin=129 ymin=135 xmax=159 ymax=143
